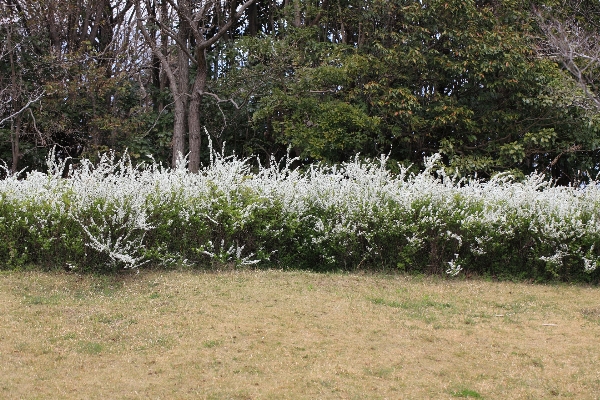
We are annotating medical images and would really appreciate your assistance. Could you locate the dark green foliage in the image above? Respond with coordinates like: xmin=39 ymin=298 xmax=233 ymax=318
xmin=250 ymin=0 xmax=600 ymax=183
xmin=2 ymin=0 xmax=600 ymax=183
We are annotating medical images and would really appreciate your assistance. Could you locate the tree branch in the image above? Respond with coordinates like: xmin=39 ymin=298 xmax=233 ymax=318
xmin=0 ymin=89 xmax=44 ymax=126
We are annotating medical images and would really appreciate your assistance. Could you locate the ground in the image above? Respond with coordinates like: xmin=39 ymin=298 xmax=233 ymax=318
xmin=1 ymin=269 xmax=599 ymax=399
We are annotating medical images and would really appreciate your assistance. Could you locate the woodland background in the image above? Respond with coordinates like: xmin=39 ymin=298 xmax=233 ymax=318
xmin=2 ymin=0 xmax=600 ymax=183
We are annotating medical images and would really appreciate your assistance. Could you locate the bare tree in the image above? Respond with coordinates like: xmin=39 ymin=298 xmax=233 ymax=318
xmin=1 ymin=0 xmax=142 ymax=171
xmin=538 ymin=6 xmax=600 ymax=109
xmin=1 ymin=3 xmax=44 ymax=172
xmin=135 ymin=0 xmax=256 ymax=172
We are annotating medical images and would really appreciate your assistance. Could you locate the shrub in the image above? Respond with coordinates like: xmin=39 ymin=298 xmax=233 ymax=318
xmin=1 ymin=148 xmax=598 ymax=281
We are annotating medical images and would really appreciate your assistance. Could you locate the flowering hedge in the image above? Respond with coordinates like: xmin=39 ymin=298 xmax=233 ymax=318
xmin=1 ymin=148 xmax=599 ymax=281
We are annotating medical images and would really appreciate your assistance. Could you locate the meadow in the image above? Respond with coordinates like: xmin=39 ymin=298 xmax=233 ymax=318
xmin=1 ymin=269 xmax=599 ymax=399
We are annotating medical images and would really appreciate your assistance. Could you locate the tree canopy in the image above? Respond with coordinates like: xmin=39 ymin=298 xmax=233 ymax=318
xmin=1 ymin=0 xmax=599 ymax=183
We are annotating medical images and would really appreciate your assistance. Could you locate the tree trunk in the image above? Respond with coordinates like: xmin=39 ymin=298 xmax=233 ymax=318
xmin=8 ymin=25 xmax=21 ymax=173
xmin=46 ymin=3 xmax=61 ymax=54
xmin=10 ymin=116 xmax=21 ymax=174
xmin=188 ymin=47 xmax=207 ymax=173
xmin=172 ymin=95 xmax=187 ymax=167
xmin=149 ymin=1 xmax=161 ymax=112
xmin=294 ymin=0 xmax=302 ymax=27
xmin=172 ymin=16 xmax=190 ymax=167
xmin=247 ymin=2 xmax=258 ymax=36
xmin=159 ymin=0 xmax=169 ymax=111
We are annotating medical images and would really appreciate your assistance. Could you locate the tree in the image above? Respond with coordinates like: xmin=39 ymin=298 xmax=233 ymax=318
xmin=533 ymin=0 xmax=600 ymax=182
xmin=2 ymin=0 xmax=599 ymax=183
xmin=135 ymin=0 xmax=257 ymax=172
xmin=537 ymin=1 xmax=600 ymax=110
xmin=1 ymin=0 xmax=157 ymax=172
xmin=1 ymin=1 xmax=45 ymax=173
xmin=250 ymin=0 xmax=599 ymax=182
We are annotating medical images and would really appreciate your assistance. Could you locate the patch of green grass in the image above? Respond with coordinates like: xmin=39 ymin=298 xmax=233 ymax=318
xmin=202 ymin=339 xmax=222 ymax=348
xmin=77 ymin=341 xmax=104 ymax=355
xmin=369 ymin=295 xmax=453 ymax=311
xmin=364 ymin=366 xmax=395 ymax=378
xmin=92 ymin=312 xmax=125 ymax=324
xmin=451 ymin=387 xmax=483 ymax=398
xmin=22 ymin=294 xmax=63 ymax=305
xmin=49 ymin=332 xmax=78 ymax=344
xmin=368 ymin=297 xmax=403 ymax=308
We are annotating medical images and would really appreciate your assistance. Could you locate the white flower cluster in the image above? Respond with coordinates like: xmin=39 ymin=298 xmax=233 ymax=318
xmin=1 ymin=148 xmax=598 ymax=277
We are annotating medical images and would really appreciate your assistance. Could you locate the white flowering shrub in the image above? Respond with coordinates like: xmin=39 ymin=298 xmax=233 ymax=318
xmin=1 ymin=148 xmax=599 ymax=281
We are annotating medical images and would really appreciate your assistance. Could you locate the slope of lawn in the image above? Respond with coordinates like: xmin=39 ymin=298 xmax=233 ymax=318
xmin=1 ymin=269 xmax=599 ymax=399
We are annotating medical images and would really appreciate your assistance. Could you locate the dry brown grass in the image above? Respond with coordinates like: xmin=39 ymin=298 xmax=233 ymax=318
xmin=1 ymin=269 xmax=599 ymax=399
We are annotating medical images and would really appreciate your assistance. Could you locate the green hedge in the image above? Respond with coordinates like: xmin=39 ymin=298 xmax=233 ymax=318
xmin=1 ymin=151 xmax=599 ymax=282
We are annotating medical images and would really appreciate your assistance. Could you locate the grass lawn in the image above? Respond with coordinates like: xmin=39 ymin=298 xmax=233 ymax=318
xmin=1 ymin=269 xmax=599 ymax=399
